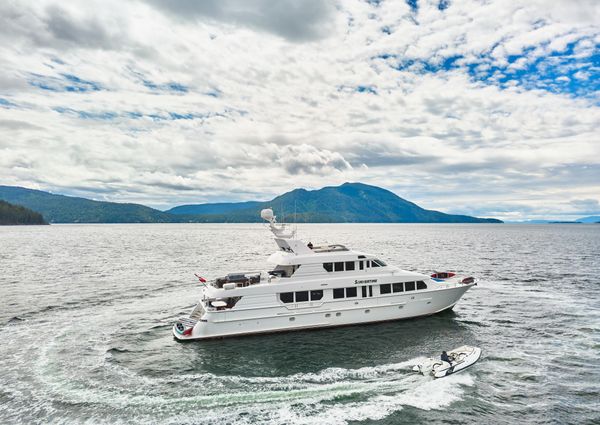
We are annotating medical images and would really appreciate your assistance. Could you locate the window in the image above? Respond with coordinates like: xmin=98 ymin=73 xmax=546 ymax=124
xmin=366 ymin=260 xmax=371 ymax=268
xmin=417 ymin=281 xmax=427 ymax=290
xmin=392 ymin=282 xmax=404 ymax=293
xmin=334 ymin=262 xmax=344 ymax=272
xmin=280 ymin=292 xmax=293 ymax=303
xmin=346 ymin=287 xmax=357 ymax=298
xmin=359 ymin=261 xmax=364 ymax=270
xmin=333 ymin=288 xmax=345 ymax=299
xmin=345 ymin=261 xmax=355 ymax=271
xmin=310 ymin=290 xmax=323 ymax=301
xmin=369 ymin=285 xmax=373 ymax=297
xmin=405 ymin=281 xmax=416 ymax=291
xmin=296 ymin=291 xmax=309 ymax=302
xmin=323 ymin=263 xmax=333 ymax=272
xmin=371 ymin=260 xmax=380 ymax=268
xmin=361 ymin=286 xmax=367 ymax=297
xmin=374 ymin=259 xmax=387 ymax=266
xmin=380 ymin=284 xmax=391 ymax=294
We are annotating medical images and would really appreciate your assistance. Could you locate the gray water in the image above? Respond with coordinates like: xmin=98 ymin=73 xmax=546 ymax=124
xmin=0 ymin=224 xmax=599 ymax=424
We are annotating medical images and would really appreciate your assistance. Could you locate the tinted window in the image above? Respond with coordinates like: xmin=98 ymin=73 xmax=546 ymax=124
xmin=345 ymin=261 xmax=355 ymax=271
xmin=417 ymin=281 xmax=427 ymax=290
xmin=374 ymin=259 xmax=387 ymax=266
xmin=334 ymin=262 xmax=344 ymax=272
xmin=405 ymin=281 xmax=416 ymax=291
xmin=323 ymin=263 xmax=333 ymax=272
xmin=366 ymin=260 xmax=371 ymax=268
xmin=369 ymin=285 xmax=373 ymax=297
xmin=333 ymin=288 xmax=345 ymax=299
xmin=392 ymin=282 xmax=404 ymax=292
xmin=361 ymin=286 xmax=367 ymax=297
xmin=371 ymin=260 xmax=380 ymax=268
xmin=380 ymin=284 xmax=391 ymax=294
xmin=359 ymin=261 xmax=364 ymax=270
xmin=346 ymin=287 xmax=357 ymax=298
xmin=280 ymin=292 xmax=293 ymax=303
xmin=310 ymin=290 xmax=323 ymax=301
xmin=295 ymin=291 xmax=309 ymax=302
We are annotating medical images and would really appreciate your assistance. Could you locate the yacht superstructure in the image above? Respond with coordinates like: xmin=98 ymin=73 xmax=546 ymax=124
xmin=173 ymin=209 xmax=477 ymax=341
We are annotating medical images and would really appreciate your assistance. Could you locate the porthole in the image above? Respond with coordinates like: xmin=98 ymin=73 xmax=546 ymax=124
xmin=336 ymin=312 xmax=341 ymax=317
xmin=325 ymin=313 xmax=331 ymax=318
xmin=398 ymin=305 xmax=404 ymax=309
xmin=365 ymin=309 xmax=370 ymax=314
xmin=289 ymin=317 xmax=295 ymax=322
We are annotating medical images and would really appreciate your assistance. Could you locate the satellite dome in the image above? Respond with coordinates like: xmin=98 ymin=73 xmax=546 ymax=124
xmin=260 ymin=208 xmax=274 ymax=221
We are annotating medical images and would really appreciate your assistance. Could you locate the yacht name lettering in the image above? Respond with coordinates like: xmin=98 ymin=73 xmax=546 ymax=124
xmin=355 ymin=279 xmax=378 ymax=284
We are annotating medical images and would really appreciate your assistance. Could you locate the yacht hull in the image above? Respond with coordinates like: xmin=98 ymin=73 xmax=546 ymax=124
xmin=173 ymin=283 xmax=473 ymax=341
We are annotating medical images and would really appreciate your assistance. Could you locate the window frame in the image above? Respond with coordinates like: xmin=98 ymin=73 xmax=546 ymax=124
xmin=417 ymin=281 xmax=427 ymax=290
xmin=310 ymin=290 xmax=323 ymax=301
xmin=295 ymin=291 xmax=309 ymax=302
xmin=405 ymin=281 xmax=416 ymax=292
xmin=279 ymin=292 xmax=294 ymax=303
xmin=346 ymin=287 xmax=357 ymax=298
xmin=334 ymin=262 xmax=344 ymax=272
xmin=380 ymin=283 xmax=391 ymax=294
xmin=333 ymin=288 xmax=345 ymax=299
xmin=323 ymin=262 xmax=333 ymax=272
xmin=392 ymin=282 xmax=404 ymax=293
xmin=345 ymin=261 xmax=355 ymax=271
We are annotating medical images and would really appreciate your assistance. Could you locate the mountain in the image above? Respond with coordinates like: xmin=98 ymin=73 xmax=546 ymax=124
xmin=167 ymin=201 xmax=262 ymax=215
xmin=169 ymin=182 xmax=502 ymax=223
xmin=576 ymin=216 xmax=600 ymax=223
xmin=0 ymin=183 xmax=502 ymax=223
xmin=0 ymin=200 xmax=47 ymax=225
xmin=0 ymin=186 xmax=174 ymax=223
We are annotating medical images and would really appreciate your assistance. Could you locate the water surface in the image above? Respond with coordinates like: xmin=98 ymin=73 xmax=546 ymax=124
xmin=1 ymin=224 xmax=599 ymax=424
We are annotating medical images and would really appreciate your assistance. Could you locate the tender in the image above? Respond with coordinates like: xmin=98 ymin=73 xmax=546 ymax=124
xmin=413 ymin=345 xmax=482 ymax=378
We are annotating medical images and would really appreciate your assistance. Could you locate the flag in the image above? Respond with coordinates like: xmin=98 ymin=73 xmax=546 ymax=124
xmin=195 ymin=273 xmax=207 ymax=283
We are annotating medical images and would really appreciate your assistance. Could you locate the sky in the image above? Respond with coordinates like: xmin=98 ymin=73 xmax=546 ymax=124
xmin=0 ymin=0 xmax=599 ymax=221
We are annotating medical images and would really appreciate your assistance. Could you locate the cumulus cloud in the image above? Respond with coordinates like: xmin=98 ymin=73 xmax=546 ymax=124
xmin=272 ymin=144 xmax=351 ymax=175
xmin=0 ymin=0 xmax=598 ymax=218
xmin=146 ymin=0 xmax=337 ymax=41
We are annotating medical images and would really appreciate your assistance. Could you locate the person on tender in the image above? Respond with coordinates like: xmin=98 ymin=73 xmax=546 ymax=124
xmin=441 ymin=351 xmax=452 ymax=364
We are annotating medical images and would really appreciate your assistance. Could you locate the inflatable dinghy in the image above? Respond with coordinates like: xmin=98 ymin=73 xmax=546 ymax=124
xmin=413 ymin=345 xmax=481 ymax=378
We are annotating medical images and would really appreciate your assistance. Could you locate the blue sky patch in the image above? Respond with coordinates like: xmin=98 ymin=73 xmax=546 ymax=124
xmin=29 ymin=73 xmax=103 ymax=92
xmin=377 ymin=37 xmax=599 ymax=98
xmin=0 ymin=98 xmax=17 ymax=108
xmin=53 ymin=107 xmax=116 ymax=120
xmin=143 ymin=79 xmax=189 ymax=93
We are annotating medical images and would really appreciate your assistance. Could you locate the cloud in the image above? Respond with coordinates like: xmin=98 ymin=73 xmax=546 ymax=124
xmin=146 ymin=0 xmax=337 ymax=42
xmin=0 ymin=0 xmax=598 ymax=218
xmin=272 ymin=144 xmax=351 ymax=175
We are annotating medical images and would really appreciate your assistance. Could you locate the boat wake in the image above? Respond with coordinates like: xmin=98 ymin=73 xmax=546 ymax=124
xmin=2 ymin=315 xmax=474 ymax=424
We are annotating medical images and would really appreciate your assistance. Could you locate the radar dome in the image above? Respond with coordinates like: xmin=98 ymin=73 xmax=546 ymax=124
xmin=260 ymin=208 xmax=274 ymax=221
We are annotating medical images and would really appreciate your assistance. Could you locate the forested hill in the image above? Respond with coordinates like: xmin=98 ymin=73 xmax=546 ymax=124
xmin=167 ymin=182 xmax=503 ymax=223
xmin=0 ymin=186 xmax=173 ymax=223
xmin=0 ymin=183 xmax=502 ymax=223
xmin=0 ymin=200 xmax=47 ymax=225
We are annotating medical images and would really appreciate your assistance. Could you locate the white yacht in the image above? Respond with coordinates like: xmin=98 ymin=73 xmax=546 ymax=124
xmin=173 ymin=209 xmax=477 ymax=341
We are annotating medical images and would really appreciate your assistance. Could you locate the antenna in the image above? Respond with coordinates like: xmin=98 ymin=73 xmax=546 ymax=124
xmin=294 ymin=200 xmax=298 ymax=239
